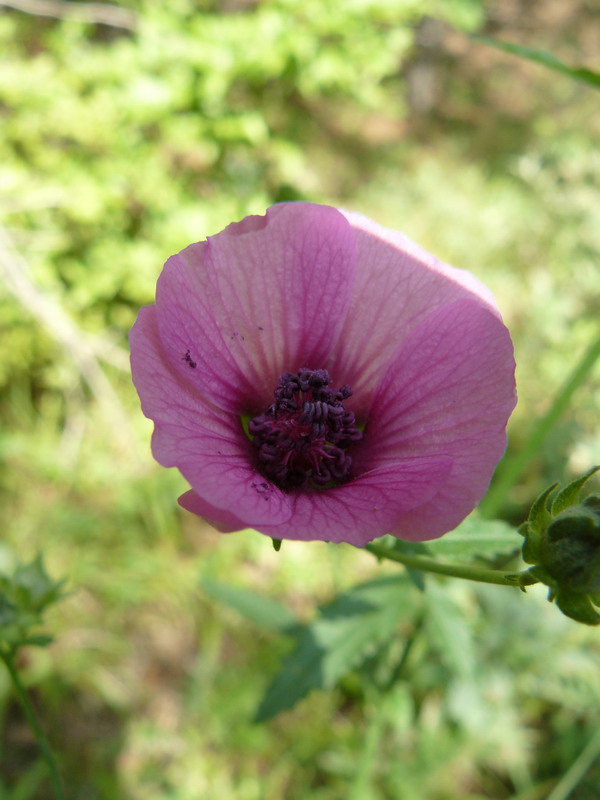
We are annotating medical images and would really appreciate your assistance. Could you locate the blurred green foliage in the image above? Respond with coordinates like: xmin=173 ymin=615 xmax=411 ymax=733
xmin=1 ymin=0 xmax=600 ymax=797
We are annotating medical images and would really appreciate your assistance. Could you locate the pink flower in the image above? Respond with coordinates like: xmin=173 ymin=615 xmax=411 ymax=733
xmin=130 ymin=203 xmax=516 ymax=546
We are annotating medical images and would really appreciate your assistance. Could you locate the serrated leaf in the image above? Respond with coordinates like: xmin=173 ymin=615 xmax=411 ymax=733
xmin=425 ymin=583 xmax=476 ymax=679
xmin=255 ymin=575 xmax=419 ymax=722
xmin=201 ymin=578 xmax=298 ymax=633
xmin=551 ymin=466 xmax=600 ymax=516
xmin=473 ymin=37 xmax=600 ymax=89
xmin=423 ymin=516 xmax=523 ymax=561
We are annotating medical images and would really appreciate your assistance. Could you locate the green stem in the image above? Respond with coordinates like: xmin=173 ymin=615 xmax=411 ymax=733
xmin=347 ymin=699 xmax=386 ymax=800
xmin=481 ymin=327 xmax=600 ymax=518
xmin=365 ymin=543 xmax=529 ymax=587
xmin=546 ymin=725 xmax=600 ymax=800
xmin=0 ymin=648 xmax=66 ymax=800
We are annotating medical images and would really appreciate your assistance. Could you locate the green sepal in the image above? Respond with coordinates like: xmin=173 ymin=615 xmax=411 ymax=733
xmin=554 ymin=587 xmax=600 ymax=626
xmin=542 ymin=502 xmax=600 ymax=593
xmin=521 ymin=531 xmax=539 ymax=566
xmin=504 ymin=567 xmax=544 ymax=592
xmin=517 ymin=469 xmax=600 ymax=625
xmin=271 ymin=538 xmax=282 ymax=552
xmin=528 ymin=482 xmax=559 ymax=535
xmin=550 ymin=466 xmax=600 ymax=517
xmin=521 ymin=482 xmax=559 ymax=565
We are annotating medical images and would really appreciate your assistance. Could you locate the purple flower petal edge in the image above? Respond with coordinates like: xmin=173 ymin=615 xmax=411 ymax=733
xmin=130 ymin=202 xmax=516 ymax=546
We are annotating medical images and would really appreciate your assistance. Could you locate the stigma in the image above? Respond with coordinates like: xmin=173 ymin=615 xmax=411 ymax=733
xmin=248 ymin=368 xmax=363 ymax=490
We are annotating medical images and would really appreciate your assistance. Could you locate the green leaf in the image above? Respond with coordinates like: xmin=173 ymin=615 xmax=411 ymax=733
xmin=554 ymin=588 xmax=600 ymax=626
xmin=473 ymin=37 xmax=600 ymax=89
xmin=390 ymin=539 xmax=430 ymax=556
xmin=551 ymin=466 xmax=600 ymax=517
xmin=19 ymin=634 xmax=54 ymax=648
xmin=201 ymin=578 xmax=298 ymax=634
xmin=405 ymin=568 xmax=426 ymax=592
xmin=0 ymin=595 xmax=18 ymax=628
xmin=390 ymin=539 xmax=429 ymax=590
xmin=254 ymin=575 xmax=419 ymax=722
xmin=2 ymin=555 xmax=66 ymax=614
xmin=423 ymin=515 xmax=523 ymax=561
xmin=425 ymin=583 xmax=476 ymax=679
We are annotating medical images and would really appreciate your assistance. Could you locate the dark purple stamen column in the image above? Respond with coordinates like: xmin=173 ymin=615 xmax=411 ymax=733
xmin=248 ymin=368 xmax=363 ymax=490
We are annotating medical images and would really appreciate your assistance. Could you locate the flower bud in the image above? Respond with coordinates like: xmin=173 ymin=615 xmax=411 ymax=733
xmin=542 ymin=496 xmax=600 ymax=594
xmin=517 ymin=467 xmax=600 ymax=625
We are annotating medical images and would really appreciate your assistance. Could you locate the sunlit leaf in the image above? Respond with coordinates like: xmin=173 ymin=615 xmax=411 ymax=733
xmin=201 ymin=577 xmax=298 ymax=633
xmin=255 ymin=575 xmax=419 ymax=722
xmin=425 ymin=583 xmax=476 ymax=679
xmin=423 ymin=515 xmax=523 ymax=561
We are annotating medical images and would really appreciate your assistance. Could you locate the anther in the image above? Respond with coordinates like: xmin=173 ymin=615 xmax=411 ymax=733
xmin=248 ymin=368 xmax=362 ymax=490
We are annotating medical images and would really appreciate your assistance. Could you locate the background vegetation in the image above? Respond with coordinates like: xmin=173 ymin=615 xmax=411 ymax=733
xmin=0 ymin=0 xmax=599 ymax=797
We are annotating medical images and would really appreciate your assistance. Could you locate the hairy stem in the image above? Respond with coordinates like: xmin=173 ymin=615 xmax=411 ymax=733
xmin=0 ymin=648 xmax=65 ymax=800
xmin=365 ymin=543 xmax=530 ymax=587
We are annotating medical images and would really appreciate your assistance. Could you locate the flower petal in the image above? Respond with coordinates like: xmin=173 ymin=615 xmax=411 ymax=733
xmin=178 ymin=490 xmax=247 ymax=534
xmin=249 ymin=456 xmax=453 ymax=546
xmin=356 ymin=297 xmax=516 ymax=540
xmin=131 ymin=204 xmax=517 ymax=547
xmin=154 ymin=203 xmax=357 ymax=413
xmin=334 ymin=210 xmax=502 ymax=413
xmin=130 ymin=306 xmax=293 ymax=528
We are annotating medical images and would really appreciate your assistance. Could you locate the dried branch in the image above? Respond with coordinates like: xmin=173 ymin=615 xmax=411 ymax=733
xmin=0 ymin=0 xmax=137 ymax=31
xmin=0 ymin=226 xmax=135 ymax=452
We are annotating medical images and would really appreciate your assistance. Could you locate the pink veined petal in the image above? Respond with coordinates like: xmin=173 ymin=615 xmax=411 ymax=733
xmin=130 ymin=203 xmax=517 ymax=547
xmin=248 ymin=456 xmax=453 ymax=546
xmin=178 ymin=490 xmax=247 ymax=534
xmin=334 ymin=210 xmax=502 ymax=415
xmin=154 ymin=202 xmax=357 ymax=414
xmin=354 ymin=297 xmax=516 ymax=540
xmin=130 ymin=306 xmax=293 ymax=528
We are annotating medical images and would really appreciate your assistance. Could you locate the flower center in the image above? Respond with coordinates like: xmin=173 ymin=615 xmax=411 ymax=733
xmin=248 ymin=368 xmax=363 ymax=490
